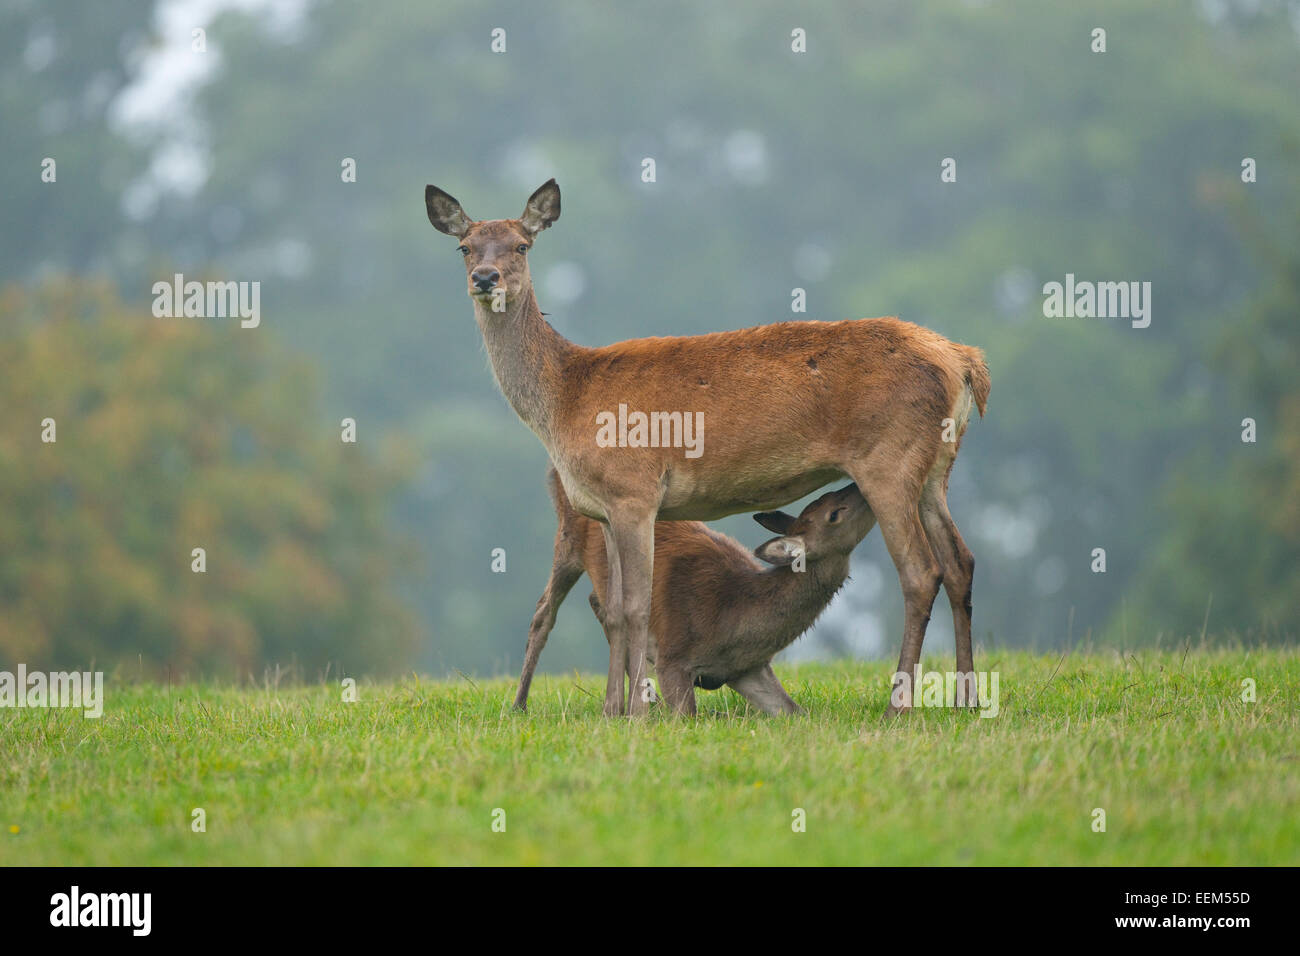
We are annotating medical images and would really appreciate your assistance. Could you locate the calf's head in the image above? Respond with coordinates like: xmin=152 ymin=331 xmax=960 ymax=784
xmin=753 ymin=484 xmax=875 ymax=567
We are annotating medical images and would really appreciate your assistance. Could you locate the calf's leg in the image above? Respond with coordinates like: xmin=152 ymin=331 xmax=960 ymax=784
xmin=728 ymin=665 xmax=802 ymax=716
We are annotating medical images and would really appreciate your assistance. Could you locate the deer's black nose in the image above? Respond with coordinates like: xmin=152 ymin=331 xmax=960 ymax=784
xmin=472 ymin=269 xmax=499 ymax=292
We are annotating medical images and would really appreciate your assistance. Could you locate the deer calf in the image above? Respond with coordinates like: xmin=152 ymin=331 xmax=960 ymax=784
xmin=514 ymin=471 xmax=876 ymax=715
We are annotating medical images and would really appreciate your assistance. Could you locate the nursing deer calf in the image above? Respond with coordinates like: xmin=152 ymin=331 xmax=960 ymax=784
xmin=424 ymin=179 xmax=989 ymax=717
xmin=514 ymin=470 xmax=876 ymax=714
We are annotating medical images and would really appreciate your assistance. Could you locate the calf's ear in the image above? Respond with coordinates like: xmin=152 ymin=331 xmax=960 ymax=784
xmin=753 ymin=510 xmax=796 ymax=535
xmin=755 ymin=536 xmax=805 ymax=567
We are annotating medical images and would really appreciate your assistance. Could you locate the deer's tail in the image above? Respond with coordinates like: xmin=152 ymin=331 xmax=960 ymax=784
xmin=546 ymin=465 xmax=585 ymax=540
xmin=545 ymin=464 xmax=568 ymax=513
xmin=959 ymin=345 xmax=991 ymax=418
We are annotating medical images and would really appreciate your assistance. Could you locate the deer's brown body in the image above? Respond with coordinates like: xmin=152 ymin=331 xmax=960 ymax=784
xmin=551 ymin=317 xmax=986 ymax=521
xmin=425 ymin=179 xmax=989 ymax=717
xmin=513 ymin=471 xmax=877 ymax=715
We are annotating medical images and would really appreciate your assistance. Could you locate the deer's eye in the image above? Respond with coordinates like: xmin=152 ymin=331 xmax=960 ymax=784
xmin=828 ymin=509 xmax=843 ymax=523
xmin=516 ymin=244 xmax=529 ymax=254
xmin=457 ymin=245 xmax=470 ymax=257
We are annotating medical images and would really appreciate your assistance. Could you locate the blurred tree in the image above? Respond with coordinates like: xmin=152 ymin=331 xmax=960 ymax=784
xmin=135 ymin=0 xmax=1297 ymax=665
xmin=1 ymin=0 xmax=153 ymax=279
xmin=0 ymin=279 xmax=419 ymax=678
xmin=4 ymin=0 xmax=1297 ymax=675
xmin=1126 ymin=163 xmax=1300 ymax=639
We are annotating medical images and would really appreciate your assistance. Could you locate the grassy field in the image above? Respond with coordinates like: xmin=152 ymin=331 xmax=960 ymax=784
xmin=1 ymin=647 xmax=1296 ymax=865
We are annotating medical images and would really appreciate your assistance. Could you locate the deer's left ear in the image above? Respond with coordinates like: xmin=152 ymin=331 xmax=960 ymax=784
xmin=755 ymin=536 xmax=806 ymax=567
xmin=426 ymin=185 xmax=474 ymax=238
xmin=519 ymin=179 xmax=561 ymax=236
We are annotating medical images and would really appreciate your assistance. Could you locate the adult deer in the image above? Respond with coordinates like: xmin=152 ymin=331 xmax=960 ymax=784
xmin=514 ymin=472 xmax=877 ymax=715
xmin=425 ymin=179 xmax=990 ymax=717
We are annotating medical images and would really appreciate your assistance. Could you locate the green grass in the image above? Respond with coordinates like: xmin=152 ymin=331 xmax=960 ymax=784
xmin=1 ymin=648 xmax=1297 ymax=865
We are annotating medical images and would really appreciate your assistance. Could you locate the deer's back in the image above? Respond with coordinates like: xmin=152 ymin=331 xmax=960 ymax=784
xmin=551 ymin=316 xmax=978 ymax=519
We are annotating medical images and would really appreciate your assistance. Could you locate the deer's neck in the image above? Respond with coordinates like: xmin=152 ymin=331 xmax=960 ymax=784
xmin=785 ymin=555 xmax=851 ymax=614
xmin=472 ymin=288 xmax=573 ymax=441
xmin=742 ymin=554 xmax=852 ymax=656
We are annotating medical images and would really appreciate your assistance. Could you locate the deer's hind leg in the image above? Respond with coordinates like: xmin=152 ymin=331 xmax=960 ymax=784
xmin=846 ymin=453 xmax=944 ymax=716
xmin=513 ymin=531 xmax=585 ymax=711
xmin=919 ymin=464 xmax=978 ymax=707
xmin=728 ymin=665 xmax=802 ymax=716
xmin=656 ymin=661 xmax=696 ymax=716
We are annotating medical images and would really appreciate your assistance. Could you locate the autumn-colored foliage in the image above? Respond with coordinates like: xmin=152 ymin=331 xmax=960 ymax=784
xmin=0 ymin=280 xmax=419 ymax=678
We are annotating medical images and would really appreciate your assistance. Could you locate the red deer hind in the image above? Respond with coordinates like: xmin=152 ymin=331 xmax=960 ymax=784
xmin=425 ymin=179 xmax=990 ymax=717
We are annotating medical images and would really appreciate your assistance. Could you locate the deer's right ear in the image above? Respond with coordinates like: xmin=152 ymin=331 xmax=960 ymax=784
xmin=755 ymin=536 xmax=805 ymax=567
xmin=753 ymin=510 xmax=796 ymax=535
xmin=519 ymin=178 xmax=561 ymax=236
xmin=425 ymin=185 xmax=473 ymax=238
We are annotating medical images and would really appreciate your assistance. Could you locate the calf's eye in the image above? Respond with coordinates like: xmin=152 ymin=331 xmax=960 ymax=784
xmin=517 ymin=244 xmax=529 ymax=254
xmin=457 ymin=245 xmax=469 ymax=257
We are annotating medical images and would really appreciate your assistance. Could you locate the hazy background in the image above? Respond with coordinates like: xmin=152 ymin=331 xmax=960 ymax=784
xmin=3 ymin=0 xmax=1297 ymax=681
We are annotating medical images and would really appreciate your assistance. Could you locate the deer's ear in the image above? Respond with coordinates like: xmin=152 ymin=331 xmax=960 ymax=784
xmin=755 ymin=536 xmax=805 ymax=567
xmin=519 ymin=178 xmax=561 ymax=236
xmin=426 ymin=185 xmax=473 ymax=238
xmin=753 ymin=510 xmax=796 ymax=535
